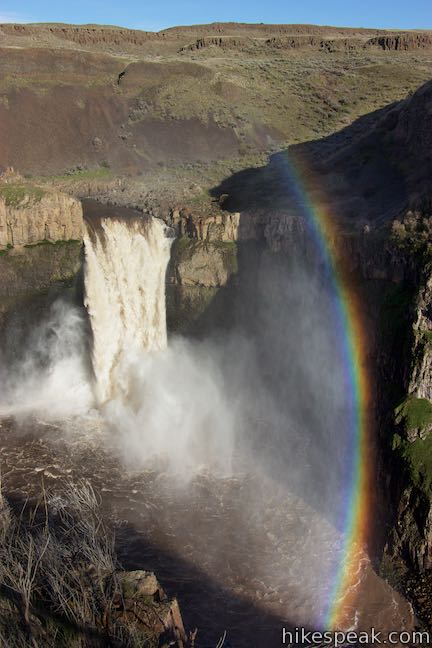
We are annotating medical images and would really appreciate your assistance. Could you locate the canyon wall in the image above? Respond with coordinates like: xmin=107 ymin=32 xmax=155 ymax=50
xmin=387 ymin=253 xmax=432 ymax=573
xmin=0 ymin=185 xmax=83 ymax=248
xmin=0 ymin=181 xmax=84 ymax=327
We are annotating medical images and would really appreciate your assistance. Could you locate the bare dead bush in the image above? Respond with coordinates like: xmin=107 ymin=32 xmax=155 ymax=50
xmin=0 ymin=480 xmax=155 ymax=648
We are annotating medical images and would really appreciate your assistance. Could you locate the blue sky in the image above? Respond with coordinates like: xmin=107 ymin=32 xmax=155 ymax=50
xmin=0 ymin=0 xmax=430 ymax=31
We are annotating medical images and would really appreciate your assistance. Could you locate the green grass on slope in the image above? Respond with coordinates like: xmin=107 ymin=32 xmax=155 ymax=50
xmin=394 ymin=433 xmax=432 ymax=499
xmin=0 ymin=184 xmax=45 ymax=207
xmin=45 ymin=167 xmax=112 ymax=183
xmin=395 ymin=397 xmax=432 ymax=434
xmin=23 ymin=239 xmax=81 ymax=249
xmin=394 ymin=397 xmax=432 ymax=500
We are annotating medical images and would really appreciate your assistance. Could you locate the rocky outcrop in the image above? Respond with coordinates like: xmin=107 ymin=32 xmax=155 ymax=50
xmin=115 ymin=570 xmax=186 ymax=647
xmin=368 ymin=33 xmax=432 ymax=51
xmin=170 ymin=238 xmax=237 ymax=288
xmin=265 ymin=35 xmax=365 ymax=51
xmin=391 ymin=485 xmax=432 ymax=571
xmin=0 ymin=183 xmax=83 ymax=248
xmin=181 ymin=34 xmax=374 ymax=54
xmin=0 ymin=23 xmax=161 ymax=50
xmin=169 ymin=207 xmax=241 ymax=243
xmin=166 ymin=230 xmax=238 ymax=332
xmin=409 ymin=267 xmax=432 ymax=400
xmin=180 ymin=36 xmax=256 ymax=52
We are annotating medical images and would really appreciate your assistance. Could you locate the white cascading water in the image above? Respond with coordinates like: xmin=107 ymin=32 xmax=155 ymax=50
xmin=82 ymin=213 xmax=235 ymax=475
xmin=83 ymin=216 xmax=172 ymax=404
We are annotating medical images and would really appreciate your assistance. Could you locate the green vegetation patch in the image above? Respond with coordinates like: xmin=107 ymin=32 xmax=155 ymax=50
xmin=47 ymin=167 xmax=112 ymax=183
xmin=395 ymin=397 xmax=432 ymax=435
xmin=395 ymin=433 xmax=432 ymax=499
xmin=217 ymin=239 xmax=238 ymax=274
xmin=0 ymin=184 xmax=45 ymax=207
xmin=391 ymin=214 xmax=432 ymax=260
xmin=173 ymin=235 xmax=196 ymax=255
xmin=0 ymin=243 xmax=14 ymax=256
xmin=24 ymin=239 xmax=81 ymax=249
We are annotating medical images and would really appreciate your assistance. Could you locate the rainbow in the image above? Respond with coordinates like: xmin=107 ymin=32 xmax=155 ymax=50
xmin=277 ymin=151 xmax=373 ymax=630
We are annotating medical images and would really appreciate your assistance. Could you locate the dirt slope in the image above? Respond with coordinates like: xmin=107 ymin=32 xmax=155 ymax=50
xmin=0 ymin=22 xmax=431 ymax=176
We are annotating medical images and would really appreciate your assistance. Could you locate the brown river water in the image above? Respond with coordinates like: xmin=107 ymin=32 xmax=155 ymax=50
xmin=0 ymin=415 xmax=415 ymax=647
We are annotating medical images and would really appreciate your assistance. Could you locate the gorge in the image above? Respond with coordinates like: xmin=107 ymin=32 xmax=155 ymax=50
xmin=0 ymin=198 xmax=416 ymax=645
xmin=1 ymin=19 xmax=432 ymax=647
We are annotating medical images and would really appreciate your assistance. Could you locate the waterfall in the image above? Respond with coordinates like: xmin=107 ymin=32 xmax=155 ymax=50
xmin=83 ymin=215 xmax=172 ymax=404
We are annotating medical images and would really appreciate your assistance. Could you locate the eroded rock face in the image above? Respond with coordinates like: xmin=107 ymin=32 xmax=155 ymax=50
xmin=170 ymin=207 xmax=241 ymax=243
xmin=386 ymin=256 xmax=432 ymax=573
xmin=164 ymin=208 xmax=240 ymax=331
xmin=392 ymin=485 xmax=432 ymax=571
xmin=0 ymin=188 xmax=83 ymax=248
xmin=368 ymin=33 xmax=432 ymax=51
xmin=171 ymin=239 xmax=236 ymax=288
xmin=116 ymin=570 xmax=186 ymax=647
xmin=409 ymin=269 xmax=432 ymax=400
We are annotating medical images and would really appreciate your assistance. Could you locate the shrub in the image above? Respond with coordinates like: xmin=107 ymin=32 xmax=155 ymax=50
xmin=0 ymin=481 xmax=151 ymax=647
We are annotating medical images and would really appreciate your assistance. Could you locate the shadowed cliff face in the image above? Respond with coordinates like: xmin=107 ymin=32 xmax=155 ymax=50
xmin=212 ymin=78 xmax=432 ymax=229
